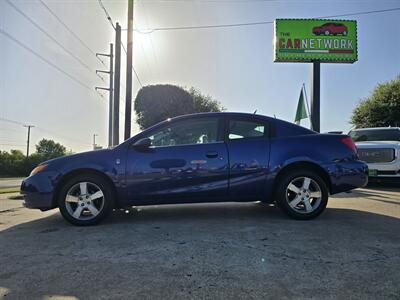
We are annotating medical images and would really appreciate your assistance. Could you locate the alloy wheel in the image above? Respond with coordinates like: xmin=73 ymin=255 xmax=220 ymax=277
xmin=285 ymin=177 xmax=322 ymax=214
xmin=65 ymin=182 xmax=105 ymax=220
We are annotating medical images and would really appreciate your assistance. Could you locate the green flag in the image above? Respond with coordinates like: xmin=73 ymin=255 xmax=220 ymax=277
xmin=295 ymin=88 xmax=308 ymax=124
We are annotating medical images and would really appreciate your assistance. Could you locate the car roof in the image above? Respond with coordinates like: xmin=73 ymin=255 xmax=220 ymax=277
xmin=117 ymin=111 xmax=315 ymax=148
xmin=168 ymin=112 xmax=275 ymax=122
xmin=351 ymin=127 xmax=400 ymax=131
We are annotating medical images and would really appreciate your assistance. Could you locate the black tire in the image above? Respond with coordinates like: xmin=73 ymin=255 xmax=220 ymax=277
xmin=58 ymin=173 xmax=114 ymax=226
xmin=274 ymin=169 xmax=328 ymax=220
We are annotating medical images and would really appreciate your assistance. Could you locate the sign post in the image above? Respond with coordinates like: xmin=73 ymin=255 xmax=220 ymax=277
xmin=311 ymin=61 xmax=320 ymax=132
xmin=274 ymin=19 xmax=358 ymax=132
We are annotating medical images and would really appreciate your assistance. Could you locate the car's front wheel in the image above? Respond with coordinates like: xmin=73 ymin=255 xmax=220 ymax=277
xmin=275 ymin=169 xmax=328 ymax=220
xmin=324 ymin=30 xmax=330 ymax=35
xmin=58 ymin=174 xmax=114 ymax=226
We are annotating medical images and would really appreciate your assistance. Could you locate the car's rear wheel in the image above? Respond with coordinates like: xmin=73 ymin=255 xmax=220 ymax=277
xmin=275 ymin=169 xmax=328 ymax=220
xmin=343 ymin=30 xmax=347 ymax=35
xmin=58 ymin=174 xmax=114 ymax=226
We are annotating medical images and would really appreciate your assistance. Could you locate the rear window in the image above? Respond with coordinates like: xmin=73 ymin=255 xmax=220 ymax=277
xmin=274 ymin=119 xmax=315 ymax=137
xmin=228 ymin=120 xmax=267 ymax=140
xmin=349 ymin=129 xmax=400 ymax=142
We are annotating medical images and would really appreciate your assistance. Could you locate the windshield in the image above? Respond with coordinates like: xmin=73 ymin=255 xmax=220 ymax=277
xmin=349 ymin=129 xmax=400 ymax=142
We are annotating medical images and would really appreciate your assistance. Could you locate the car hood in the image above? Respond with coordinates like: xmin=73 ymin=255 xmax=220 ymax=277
xmin=42 ymin=149 xmax=113 ymax=166
xmin=356 ymin=141 xmax=400 ymax=149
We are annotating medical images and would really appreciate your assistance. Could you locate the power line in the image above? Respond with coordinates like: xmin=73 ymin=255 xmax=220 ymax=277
xmin=98 ymin=0 xmax=116 ymax=30
xmin=0 ymin=127 xmax=24 ymax=133
xmin=137 ymin=0 xmax=394 ymax=2
xmin=137 ymin=1 xmax=158 ymax=74
xmin=138 ymin=0 xmax=279 ymax=2
xmin=131 ymin=6 xmax=400 ymax=33
xmin=38 ymin=0 xmax=106 ymax=67
xmin=97 ymin=0 xmax=144 ymax=88
xmin=121 ymin=42 xmax=144 ymax=87
xmin=0 ymin=117 xmax=92 ymax=147
xmin=1 ymin=29 xmax=93 ymax=91
xmin=319 ymin=7 xmax=400 ymax=18
xmin=35 ymin=127 xmax=92 ymax=147
xmin=0 ymin=117 xmax=25 ymax=126
xmin=5 ymin=0 xmax=93 ymax=72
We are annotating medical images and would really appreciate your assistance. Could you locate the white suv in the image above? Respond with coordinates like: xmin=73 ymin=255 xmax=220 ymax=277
xmin=349 ymin=127 xmax=400 ymax=178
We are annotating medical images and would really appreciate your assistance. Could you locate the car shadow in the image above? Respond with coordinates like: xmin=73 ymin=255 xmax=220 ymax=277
xmin=366 ymin=178 xmax=400 ymax=190
xmin=1 ymin=203 xmax=399 ymax=299
xmin=346 ymin=184 xmax=400 ymax=205
xmin=348 ymin=190 xmax=400 ymax=205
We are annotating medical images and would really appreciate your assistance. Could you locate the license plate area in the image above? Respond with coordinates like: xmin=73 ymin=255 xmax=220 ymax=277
xmin=368 ymin=169 xmax=378 ymax=176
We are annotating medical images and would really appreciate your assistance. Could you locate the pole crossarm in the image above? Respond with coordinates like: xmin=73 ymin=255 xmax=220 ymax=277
xmin=96 ymin=53 xmax=111 ymax=58
xmin=96 ymin=43 xmax=115 ymax=148
xmin=96 ymin=70 xmax=111 ymax=75
xmin=95 ymin=86 xmax=112 ymax=92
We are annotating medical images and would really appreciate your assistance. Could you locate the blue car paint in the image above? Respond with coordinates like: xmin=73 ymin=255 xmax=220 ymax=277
xmin=21 ymin=112 xmax=368 ymax=210
xmin=125 ymin=142 xmax=230 ymax=202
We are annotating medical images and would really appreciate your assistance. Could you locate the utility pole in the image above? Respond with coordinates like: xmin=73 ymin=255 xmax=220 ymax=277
xmin=23 ymin=125 xmax=34 ymax=157
xmin=93 ymin=133 xmax=98 ymax=150
xmin=113 ymin=22 xmax=121 ymax=146
xmin=95 ymin=43 xmax=114 ymax=148
xmin=124 ymin=0 xmax=134 ymax=140
xmin=311 ymin=61 xmax=321 ymax=132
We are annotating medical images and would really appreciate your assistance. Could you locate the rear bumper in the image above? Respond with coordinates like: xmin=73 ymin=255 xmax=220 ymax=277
xmin=20 ymin=173 xmax=56 ymax=210
xmin=324 ymin=160 xmax=368 ymax=194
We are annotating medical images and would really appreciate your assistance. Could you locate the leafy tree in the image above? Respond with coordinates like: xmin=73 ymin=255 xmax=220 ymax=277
xmin=0 ymin=139 xmax=67 ymax=177
xmin=134 ymin=84 xmax=225 ymax=129
xmin=351 ymin=76 xmax=400 ymax=128
xmin=0 ymin=150 xmax=25 ymax=177
xmin=36 ymin=139 xmax=66 ymax=159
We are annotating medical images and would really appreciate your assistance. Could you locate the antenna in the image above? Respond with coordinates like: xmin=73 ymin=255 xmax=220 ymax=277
xmin=253 ymin=109 xmax=257 ymax=114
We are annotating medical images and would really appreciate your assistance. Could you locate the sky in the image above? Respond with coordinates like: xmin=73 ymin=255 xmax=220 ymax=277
xmin=1 ymin=0 xmax=399 ymax=153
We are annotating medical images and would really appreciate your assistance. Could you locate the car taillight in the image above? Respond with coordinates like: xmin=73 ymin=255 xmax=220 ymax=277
xmin=341 ymin=136 xmax=357 ymax=153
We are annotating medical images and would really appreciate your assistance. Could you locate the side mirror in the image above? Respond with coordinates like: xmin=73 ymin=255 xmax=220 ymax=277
xmin=133 ymin=137 xmax=152 ymax=149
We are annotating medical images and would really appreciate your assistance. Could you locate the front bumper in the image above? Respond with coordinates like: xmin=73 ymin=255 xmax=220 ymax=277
xmin=368 ymin=171 xmax=400 ymax=178
xmin=20 ymin=172 xmax=57 ymax=210
xmin=366 ymin=163 xmax=400 ymax=178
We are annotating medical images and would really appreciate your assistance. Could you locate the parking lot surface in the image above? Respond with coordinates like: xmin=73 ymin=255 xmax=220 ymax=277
xmin=0 ymin=185 xmax=399 ymax=300
xmin=0 ymin=178 xmax=23 ymax=189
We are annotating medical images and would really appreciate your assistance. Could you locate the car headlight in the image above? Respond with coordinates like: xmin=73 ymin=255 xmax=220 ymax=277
xmin=30 ymin=163 xmax=49 ymax=176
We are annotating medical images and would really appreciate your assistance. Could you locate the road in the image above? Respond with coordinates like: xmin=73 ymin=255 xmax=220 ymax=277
xmin=0 ymin=178 xmax=23 ymax=189
xmin=0 ymin=185 xmax=399 ymax=299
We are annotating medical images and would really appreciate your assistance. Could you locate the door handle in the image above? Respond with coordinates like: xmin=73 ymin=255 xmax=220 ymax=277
xmin=206 ymin=151 xmax=218 ymax=158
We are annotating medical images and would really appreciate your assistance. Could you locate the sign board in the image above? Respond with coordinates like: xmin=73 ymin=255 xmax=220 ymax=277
xmin=274 ymin=19 xmax=358 ymax=63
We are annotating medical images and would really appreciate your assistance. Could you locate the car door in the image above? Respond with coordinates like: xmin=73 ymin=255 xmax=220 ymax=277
xmin=125 ymin=116 xmax=229 ymax=202
xmin=225 ymin=116 xmax=271 ymax=199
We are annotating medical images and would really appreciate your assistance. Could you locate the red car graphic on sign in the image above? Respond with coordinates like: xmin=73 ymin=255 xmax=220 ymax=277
xmin=312 ymin=23 xmax=348 ymax=36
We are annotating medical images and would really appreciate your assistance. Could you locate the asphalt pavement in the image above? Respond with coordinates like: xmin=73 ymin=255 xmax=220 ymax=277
xmin=0 ymin=185 xmax=399 ymax=300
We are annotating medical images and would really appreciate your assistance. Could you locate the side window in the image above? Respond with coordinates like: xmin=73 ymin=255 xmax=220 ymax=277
xmin=146 ymin=118 xmax=219 ymax=147
xmin=228 ymin=119 xmax=268 ymax=140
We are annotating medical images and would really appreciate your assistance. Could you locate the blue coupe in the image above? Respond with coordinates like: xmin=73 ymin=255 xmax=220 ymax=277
xmin=21 ymin=112 xmax=368 ymax=225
